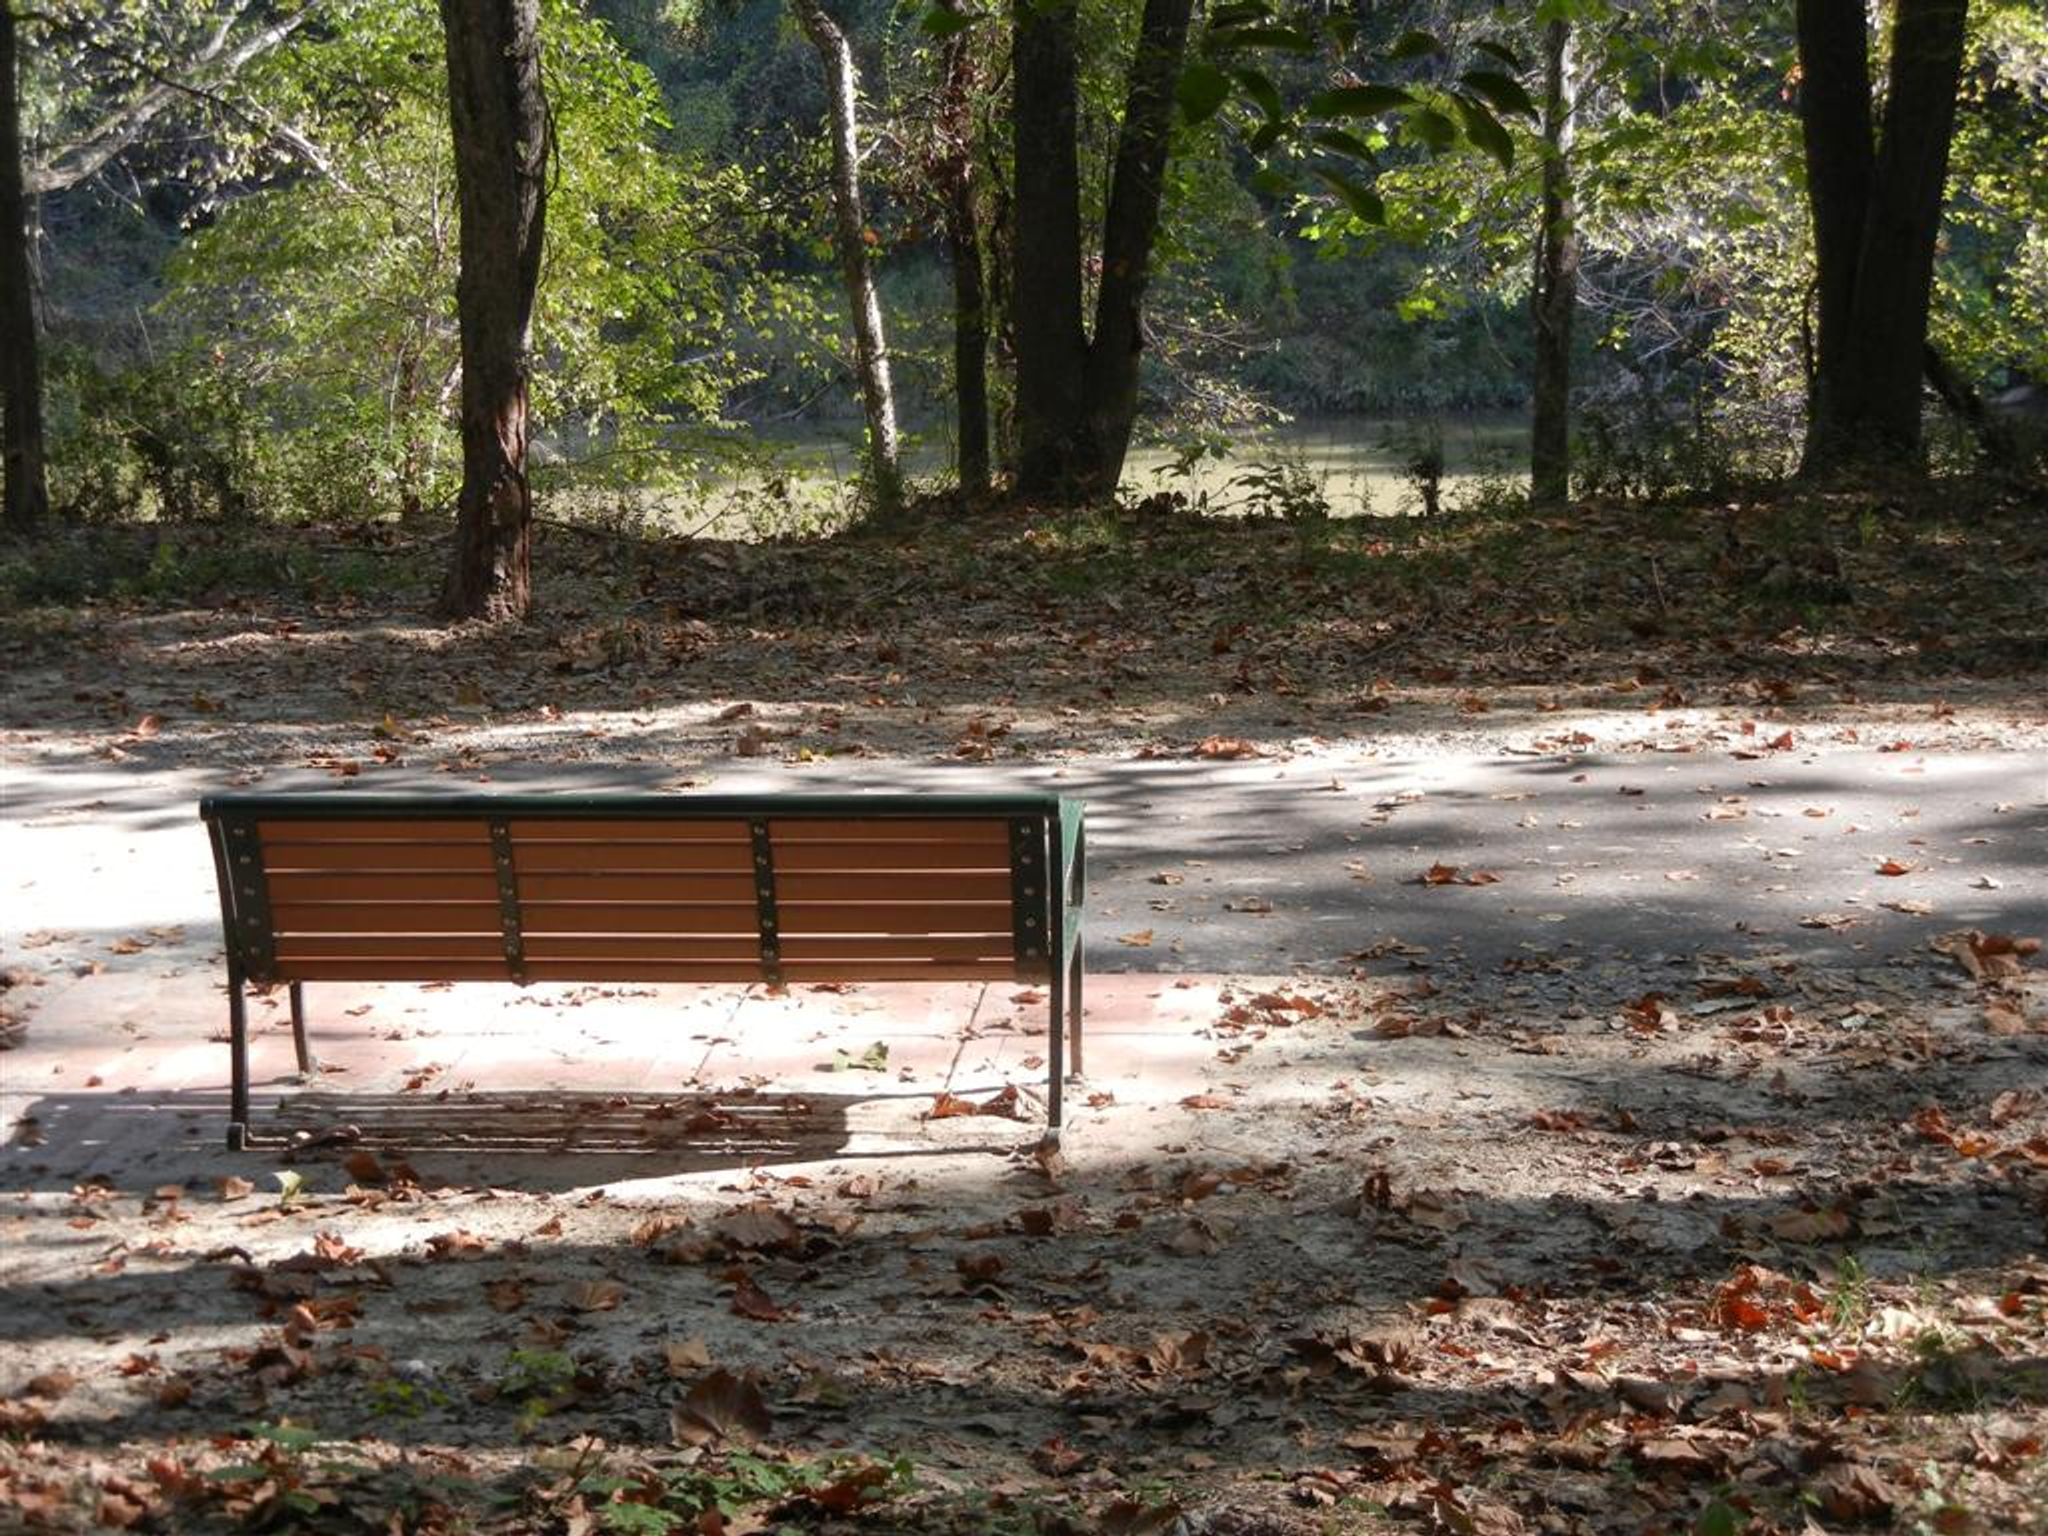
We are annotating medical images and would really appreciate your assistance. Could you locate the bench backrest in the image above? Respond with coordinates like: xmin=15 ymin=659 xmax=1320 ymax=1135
xmin=201 ymin=793 xmax=1083 ymax=988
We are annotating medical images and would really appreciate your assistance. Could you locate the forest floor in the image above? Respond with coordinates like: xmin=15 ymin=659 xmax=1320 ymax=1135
xmin=1 ymin=482 xmax=2046 ymax=1534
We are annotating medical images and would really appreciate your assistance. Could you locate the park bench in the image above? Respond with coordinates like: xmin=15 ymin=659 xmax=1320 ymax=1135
xmin=199 ymin=792 xmax=1085 ymax=1151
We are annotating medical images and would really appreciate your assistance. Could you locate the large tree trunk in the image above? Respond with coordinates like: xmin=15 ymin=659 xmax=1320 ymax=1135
xmin=1529 ymin=15 xmax=1579 ymax=507
xmin=1011 ymin=0 xmax=1194 ymax=504
xmin=1797 ymin=0 xmax=1970 ymax=473
xmin=1076 ymin=0 xmax=1195 ymax=498
xmin=792 ymin=0 xmax=902 ymax=518
xmin=1010 ymin=0 xmax=1087 ymax=500
xmin=438 ymin=0 xmax=548 ymax=622
xmin=1 ymin=4 xmax=49 ymax=533
xmin=937 ymin=20 xmax=989 ymax=496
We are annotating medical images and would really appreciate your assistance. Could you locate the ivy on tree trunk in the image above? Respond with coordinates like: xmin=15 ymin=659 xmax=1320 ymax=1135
xmin=439 ymin=0 xmax=548 ymax=622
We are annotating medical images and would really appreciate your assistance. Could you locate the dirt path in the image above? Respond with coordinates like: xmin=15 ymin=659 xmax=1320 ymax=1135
xmin=2 ymin=500 xmax=2046 ymax=1532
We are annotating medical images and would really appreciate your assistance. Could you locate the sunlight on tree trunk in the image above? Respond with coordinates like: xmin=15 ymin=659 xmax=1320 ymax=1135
xmin=1 ymin=4 xmax=49 ymax=532
xmin=791 ymin=0 xmax=903 ymax=520
xmin=1529 ymin=15 xmax=1578 ymax=508
xmin=438 ymin=0 xmax=548 ymax=622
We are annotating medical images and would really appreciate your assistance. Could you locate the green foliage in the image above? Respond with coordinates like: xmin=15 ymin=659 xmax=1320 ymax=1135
xmin=1934 ymin=3 xmax=2048 ymax=388
xmin=50 ymin=0 xmax=789 ymax=523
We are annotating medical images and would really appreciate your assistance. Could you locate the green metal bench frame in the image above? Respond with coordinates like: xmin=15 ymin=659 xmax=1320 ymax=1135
xmin=200 ymin=792 xmax=1085 ymax=1150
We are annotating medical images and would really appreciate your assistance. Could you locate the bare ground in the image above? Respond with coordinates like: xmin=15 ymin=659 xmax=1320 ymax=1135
xmin=2 ymin=488 xmax=2046 ymax=1534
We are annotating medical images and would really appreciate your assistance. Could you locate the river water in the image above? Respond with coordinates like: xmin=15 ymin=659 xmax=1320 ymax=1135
xmin=609 ymin=414 xmax=1529 ymax=536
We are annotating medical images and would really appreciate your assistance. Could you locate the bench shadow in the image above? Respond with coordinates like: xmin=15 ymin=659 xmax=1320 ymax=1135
xmin=4 ymin=1085 xmax=1024 ymax=1195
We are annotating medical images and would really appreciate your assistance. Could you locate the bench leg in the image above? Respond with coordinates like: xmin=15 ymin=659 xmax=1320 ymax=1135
xmin=1045 ymin=954 xmax=1065 ymax=1143
xmin=288 ymin=981 xmax=319 ymax=1076
xmin=227 ymin=969 xmax=251 ymax=1152
xmin=1067 ymin=944 xmax=1084 ymax=1081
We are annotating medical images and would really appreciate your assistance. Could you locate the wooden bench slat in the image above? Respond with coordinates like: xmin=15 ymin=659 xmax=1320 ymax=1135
xmin=270 ymin=901 xmax=504 ymax=935
xmin=258 ymin=820 xmax=490 ymax=843
xmin=777 ymin=871 xmax=1013 ymax=903
xmin=516 ymin=872 xmax=757 ymax=903
xmin=522 ymin=935 xmax=767 ymax=962
xmin=781 ymin=934 xmax=1013 ymax=961
xmin=518 ymin=903 xmax=763 ymax=936
xmin=776 ymin=900 xmax=1017 ymax=936
xmin=510 ymin=819 xmax=753 ymax=843
xmin=260 ymin=841 xmax=496 ymax=873
xmin=770 ymin=819 xmax=1010 ymax=845
xmin=779 ymin=960 xmax=1016 ymax=981
xmin=268 ymin=872 xmax=503 ymax=904
xmin=508 ymin=842 xmax=756 ymax=874
xmin=774 ymin=841 xmax=1012 ymax=873
xmin=275 ymin=935 xmax=512 ymax=961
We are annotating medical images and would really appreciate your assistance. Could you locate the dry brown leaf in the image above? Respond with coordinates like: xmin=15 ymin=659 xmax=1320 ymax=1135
xmin=670 ymin=1368 xmax=771 ymax=1446
xmin=569 ymin=1279 xmax=626 ymax=1312
xmin=714 ymin=1204 xmax=802 ymax=1252
xmin=661 ymin=1336 xmax=712 ymax=1376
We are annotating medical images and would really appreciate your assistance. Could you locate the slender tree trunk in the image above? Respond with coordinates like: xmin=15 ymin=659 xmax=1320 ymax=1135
xmin=1 ymin=4 xmax=49 ymax=533
xmin=438 ymin=0 xmax=548 ymax=622
xmin=1795 ymin=0 xmax=1872 ymax=434
xmin=937 ymin=21 xmax=989 ymax=496
xmin=984 ymin=152 xmax=1018 ymax=474
xmin=1529 ymin=15 xmax=1579 ymax=507
xmin=1797 ymin=0 xmax=1970 ymax=473
xmin=791 ymin=0 xmax=903 ymax=518
xmin=1011 ymin=0 xmax=1087 ymax=500
xmin=1076 ymin=0 xmax=1195 ymax=498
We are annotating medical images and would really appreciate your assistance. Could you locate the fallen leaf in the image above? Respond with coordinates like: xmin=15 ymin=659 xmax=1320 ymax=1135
xmin=670 ymin=1368 xmax=771 ymax=1446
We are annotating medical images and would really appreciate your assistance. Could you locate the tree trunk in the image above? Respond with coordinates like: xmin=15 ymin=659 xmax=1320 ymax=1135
xmin=1010 ymin=0 xmax=1087 ymax=500
xmin=1529 ymin=15 xmax=1578 ymax=507
xmin=1798 ymin=0 xmax=1970 ymax=473
xmin=1794 ymin=0 xmax=1872 ymax=434
xmin=438 ymin=0 xmax=547 ymax=622
xmin=792 ymin=0 xmax=902 ymax=518
xmin=1011 ymin=0 xmax=1193 ymax=504
xmin=937 ymin=21 xmax=989 ymax=496
xmin=1 ymin=3 xmax=49 ymax=533
xmin=1076 ymin=0 xmax=1195 ymax=499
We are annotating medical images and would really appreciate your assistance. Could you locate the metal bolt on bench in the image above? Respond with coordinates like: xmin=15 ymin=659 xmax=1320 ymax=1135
xmin=200 ymin=792 xmax=1086 ymax=1150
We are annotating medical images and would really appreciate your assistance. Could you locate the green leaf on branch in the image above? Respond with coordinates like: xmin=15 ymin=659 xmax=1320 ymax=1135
xmin=1452 ymin=95 xmax=1515 ymax=170
xmin=1458 ymin=68 xmax=1539 ymax=120
xmin=1404 ymin=105 xmax=1458 ymax=152
xmin=1388 ymin=29 xmax=1443 ymax=60
xmin=1312 ymin=167 xmax=1386 ymax=225
xmin=1472 ymin=39 xmax=1526 ymax=71
xmin=1246 ymin=119 xmax=1287 ymax=154
xmin=1309 ymin=126 xmax=1376 ymax=162
xmin=1176 ymin=61 xmax=1233 ymax=124
xmin=1307 ymin=83 xmax=1411 ymax=119
xmin=1231 ymin=67 xmax=1284 ymax=121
